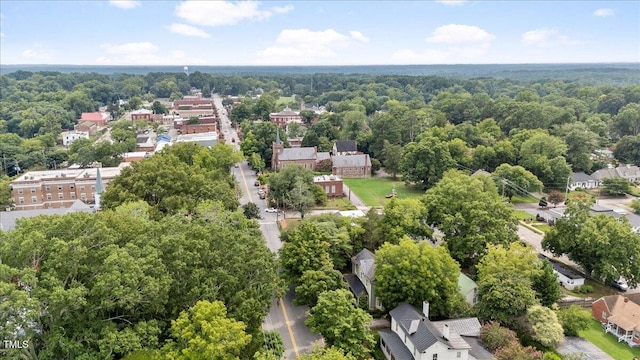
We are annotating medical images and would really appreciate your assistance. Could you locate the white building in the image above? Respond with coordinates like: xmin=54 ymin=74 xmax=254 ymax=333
xmin=62 ymin=130 xmax=89 ymax=146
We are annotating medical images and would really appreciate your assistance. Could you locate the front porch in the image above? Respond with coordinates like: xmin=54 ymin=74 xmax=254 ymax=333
xmin=605 ymin=322 xmax=639 ymax=347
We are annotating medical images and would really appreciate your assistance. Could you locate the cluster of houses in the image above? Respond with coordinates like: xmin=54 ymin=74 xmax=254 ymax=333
xmin=568 ymin=164 xmax=640 ymax=191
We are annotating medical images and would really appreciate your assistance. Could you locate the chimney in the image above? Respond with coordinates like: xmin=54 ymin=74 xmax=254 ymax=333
xmin=422 ymin=301 xmax=429 ymax=318
xmin=442 ymin=323 xmax=450 ymax=340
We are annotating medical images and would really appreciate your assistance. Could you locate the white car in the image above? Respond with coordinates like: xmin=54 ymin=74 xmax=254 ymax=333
xmin=264 ymin=208 xmax=278 ymax=213
xmin=613 ymin=279 xmax=629 ymax=291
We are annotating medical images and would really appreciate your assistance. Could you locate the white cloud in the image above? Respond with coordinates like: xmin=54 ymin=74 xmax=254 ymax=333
xmin=349 ymin=31 xmax=370 ymax=43
xmin=521 ymin=28 xmax=557 ymax=46
xmin=22 ymin=49 xmax=50 ymax=59
xmin=271 ymin=5 xmax=294 ymax=14
xmin=100 ymin=41 xmax=159 ymax=54
xmin=109 ymin=0 xmax=141 ymax=9
xmin=593 ymin=8 xmax=614 ymax=17
xmin=175 ymin=1 xmax=273 ymax=26
xmin=435 ymin=0 xmax=467 ymax=5
xmin=427 ymin=24 xmax=495 ymax=44
xmin=167 ymin=23 xmax=210 ymax=38
xmin=256 ymin=28 xmax=369 ymax=65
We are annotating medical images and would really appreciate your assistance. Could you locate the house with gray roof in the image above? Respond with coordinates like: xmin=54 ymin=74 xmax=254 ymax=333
xmin=379 ymin=302 xmax=492 ymax=360
xmin=592 ymin=164 xmax=640 ymax=184
xmin=0 ymin=200 xmax=94 ymax=232
xmin=344 ymin=249 xmax=382 ymax=311
xmin=332 ymin=154 xmax=372 ymax=178
xmin=332 ymin=140 xmax=359 ymax=156
xmin=568 ymin=172 xmax=599 ymax=191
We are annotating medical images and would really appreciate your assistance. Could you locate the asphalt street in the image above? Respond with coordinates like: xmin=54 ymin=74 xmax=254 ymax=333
xmin=214 ymin=94 xmax=321 ymax=358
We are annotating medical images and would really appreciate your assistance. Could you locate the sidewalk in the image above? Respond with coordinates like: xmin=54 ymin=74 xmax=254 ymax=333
xmin=342 ymin=183 xmax=370 ymax=212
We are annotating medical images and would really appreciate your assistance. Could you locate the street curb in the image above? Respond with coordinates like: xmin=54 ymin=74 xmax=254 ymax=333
xmin=519 ymin=220 xmax=544 ymax=235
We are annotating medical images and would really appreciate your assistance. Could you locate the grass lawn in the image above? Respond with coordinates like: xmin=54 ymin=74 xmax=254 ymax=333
xmin=561 ymin=278 xmax=616 ymax=299
xmin=511 ymin=194 xmax=540 ymax=203
xmin=579 ymin=317 xmax=640 ymax=359
xmin=315 ymin=197 xmax=357 ymax=211
xmin=343 ymin=177 xmax=425 ymax=207
xmin=276 ymin=96 xmax=295 ymax=106
xmin=513 ymin=209 xmax=535 ymax=221
xmin=533 ymin=224 xmax=552 ymax=233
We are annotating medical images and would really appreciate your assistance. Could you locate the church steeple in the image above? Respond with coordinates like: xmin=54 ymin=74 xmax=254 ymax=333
xmin=275 ymin=126 xmax=282 ymax=145
xmin=95 ymin=167 xmax=104 ymax=210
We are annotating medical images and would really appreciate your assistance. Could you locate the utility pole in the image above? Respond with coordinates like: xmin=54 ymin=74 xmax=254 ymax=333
xmin=564 ymin=175 xmax=571 ymax=205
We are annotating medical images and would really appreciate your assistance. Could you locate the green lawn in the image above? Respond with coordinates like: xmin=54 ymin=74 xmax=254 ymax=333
xmin=513 ymin=209 xmax=535 ymax=221
xmin=315 ymin=197 xmax=357 ymax=211
xmin=560 ymin=278 xmax=616 ymax=299
xmin=276 ymin=96 xmax=296 ymax=106
xmin=579 ymin=317 xmax=640 ymax=359
xmin=511 ymin=194 xmax=540 ymax=204
xmin=343 ymin=177 xmax=425 ymax=207
xmin=533 ymin=224 xmax=552 ymax=233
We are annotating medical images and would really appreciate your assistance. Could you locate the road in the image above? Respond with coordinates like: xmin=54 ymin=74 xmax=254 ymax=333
xmin=214 ymin=94 xmax=321 ymax=358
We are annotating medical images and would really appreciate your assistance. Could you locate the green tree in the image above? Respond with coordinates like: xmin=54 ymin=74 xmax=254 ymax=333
xmin=400 ymin=136 xmax=456 ymax=189
xmin=248 ymin=152 xmax=266 ymax=174
xmin=525 ymin=305 xmax=564 ymax=348
xmin=242 ymin=202 xmax=261 ymax=219
xmin=379 ymin=198 xmax=431 ymax=244
xmin=476 ymin=243 xmax=540 ymax=324
xmin=297 ymin=347 xmax=356 ymax=360
xmin=532 ymin=261 xmax=561 ymax=307
xmin=601 ymin=177 xmax=631 ymax=196
xmin=547 ymin=190 xmax=565 ymax=207
xmin=279 ymin=222 xmax=333 ymax=284
xmin=268 ymin=165 xmax=315 ymax=218
xmin=161 ymin=300 xmax=252 ymax=360
xmin=492 ymin=164 xmax=544 ymax=201
xmin=423 ymin=170 xmax=518 ymax=268
xmin=494 ymin=342 xmax=542 ymax=360
xmin=151 ymin=101 xmax=168 ymax=114
xmin=542 ymin=199 xmax=640 ymax=285
xmin=306 ymin=289 xmax=375 ymax=360
xmin=294 ymin=267 xmax=347 ymax=307
xmin=480 ymin=322 xmax=518 ymax=353
xmin=375 ymin=239 xmax=464 ymax=317
xmin=613 ymin=135 xmax=640 ymax=166
xmin=557 ymin=305 xmax=591 ymax=336
xmin=380 ymin=140 xmax=402 ymax=179
xmin=611 ymin=103 xmax=640 ymax=137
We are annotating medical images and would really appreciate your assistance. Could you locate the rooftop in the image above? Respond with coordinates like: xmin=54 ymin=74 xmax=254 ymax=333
xmin=332 ymin=154 xmax=371 ymax=168
xmin=0 ymin=201 xmax=94 ymax=232
xmin=314 ymin=175 xmax=341 ymax=182
xmin=278 ymin=147 xmax=317 ymax=161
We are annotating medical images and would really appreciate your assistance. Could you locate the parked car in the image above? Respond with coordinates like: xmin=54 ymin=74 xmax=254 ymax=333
xmin=613 ymin=279 xmax=629 ymax=291
xmin=259 ymin=193 xmax=266 ymax=200
xmin=265 ymin=208 xmax=278 ymax=213
xmin=234 ymin=163 xmax=239 ymax=168
xmin=254 ymin=181 xmax=260 ymax=187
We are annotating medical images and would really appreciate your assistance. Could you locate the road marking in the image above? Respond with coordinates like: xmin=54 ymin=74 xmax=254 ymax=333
xmin=280 ymin=298 xmax=300 ymax=357
xmin=238 ymin=159 xmax=300 ymax=357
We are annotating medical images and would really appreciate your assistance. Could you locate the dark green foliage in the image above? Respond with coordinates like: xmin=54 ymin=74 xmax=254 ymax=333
xmin=243 ymin=202 xmax=261 ymax=219
xmin=533 ymin=261 xmax=561 ymax=307
xmin=557 ymin=305 xmax=591 ymax=336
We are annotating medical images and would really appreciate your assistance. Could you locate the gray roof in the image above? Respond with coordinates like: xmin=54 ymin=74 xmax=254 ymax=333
xmin=592 ymin=168 xmax=619 ymax=180
xmin=344 ymin=274 xmax=366 ymax=298
xmin=379 ymin=330 xmax=414 ymax=360
xmin=389 ymin=303 xmax=471 ymax=353
xmin=1 ymin=201 xmax=94 ymax=232
xmin=335 ymin=140 xmax=357 ymax=153
xmin=353 ymin=248 xmax=375 ymax=261
xmin=571 ymin=172 xmax=596 ymax=183
xmin=462 ymin=336 xmax=495 ymax=360
xmin=551 ymin=262 xmax=585 ymax=280
xmin=432 ymin=318 xmax=482 ymax=337
xmin=616 ymin=165 xmax=640 ymax=178
xmin=278 ymin=147 xmax=317 ymax=161
xmin=316 ymin=152 xmax=331 ymax=161
xmin=332 ymin=154 xmax=371 ymax=168
xmin=353 ymin=249 xmax=376 ymax=280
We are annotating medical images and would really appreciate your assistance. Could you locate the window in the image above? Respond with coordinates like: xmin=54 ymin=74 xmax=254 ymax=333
xmin=70 ymin=185 xmax=74 ymax=190
xmin=602 ymin=311 xmax=607 ymax=319
xmin=45 ymin=185 xmax=51 ymax=191
xmin=58 ymin=193 xmax=64 ymax=199
xmin=58 ymin=185 xmax=63 ymax=190
xmin=80 ymin=185 xmax=85 ymax=191
xmin=19 ymin=197 xmax=24 ymax=204
xmin=18 ymin=189 xmax=23 ymax=195
xmin=331 ymin=185 xmax=336 ymax=193
xmin=433 ymin=355 xmax=438 ymax=360
xmin=457 ymin=352 xmax=461 ymax=358
xmin=31 ymin=196 xmax=37 ymax=203
xmin=80 ymin=193 xmax=86 ymax=200
xmin=30 ymin=188 xmax=36 ymax=194
xmin=46 ymin=194 xmax=52 ymax=200
xmin=91 ymin=185 xmax=96 ymax=191
xmin=70 ymin=192 xmax=76 ymax=199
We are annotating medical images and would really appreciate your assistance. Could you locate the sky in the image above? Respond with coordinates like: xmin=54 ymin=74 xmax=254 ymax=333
xmin=0 ymin=0 xmax=639 ymax=66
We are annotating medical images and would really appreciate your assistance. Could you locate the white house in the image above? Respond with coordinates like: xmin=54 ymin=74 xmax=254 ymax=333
xmin=379 ymin=302 xmax=492 ymax=360
xmin=568 ymin=172 xmax=599 ymax=191
xmin=62 ymin=130 xmax=89 ymax=146
xmin=344 ymin=249 xmax=382 ymax=311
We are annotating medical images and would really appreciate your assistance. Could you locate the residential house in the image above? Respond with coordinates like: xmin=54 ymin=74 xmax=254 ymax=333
xmin=269 ymin=108 xmax=302 ymax=126
xmin=79 ymin=112 xmax=110 ymax=126
xmin=592 ymin=164 xmax=640 ymax=184
xmin=332 ymin=154 xmax=372 ymax=178
xmin=332 ymin=140 xmax=359 ymax=156
xmin=568 ymin=172 xmax=599 ymax=191
xmin=458 ymin=273 xmax=478 ymax=306
xmin=549 ymin=260 xmax=585 ymax=290
xmin=537 ymin=204 xmax=640 ymax=233
xmin=314 ymin=175 xmax=344 ymax=197
xmin=61 ymin=130 xmax=89 ymax=146
xmin=592 ymin=294 xmax=640 ymax=347
xmin=74 ymin=121 xmax=98 ymax=136
xmin=344 ymin=249 xmax=382 ymax=311
xmin=379 ymin=302 xmax=492 ymax=360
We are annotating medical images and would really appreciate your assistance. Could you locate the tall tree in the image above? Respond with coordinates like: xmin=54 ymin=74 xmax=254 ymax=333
xmin=294 ymin=267 xmax=347 ymax=307
xmin=423 ymin=170 xmax=518 ymax=268
xmin=601 ymin=177 xmax=631 ymax=196
xmin=379 ymin=198 xmax=431 ymax=244
xmin=268 ymin=165 xmax=316 ymax=218
xmin=492 ymin=163 xmax=544 ymax=201
xmin=399 ymin=136 xmax=456 ymax=189
xmin=306 ymin=289 xmax=375 ymax=360
xmin=375 ymin=239 xmax=464 ymax=317
xmin=161 ymin=300 xmax=252 ymax=360
xmin=525 ymin=305 xmax=564 ymax=349
xmin=380 ymin=140 xmax=402 ymax=179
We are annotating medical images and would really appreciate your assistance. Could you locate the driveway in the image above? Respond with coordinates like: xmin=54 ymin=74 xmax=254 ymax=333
xmin=558 ymin=337 xmax=613 ymax=360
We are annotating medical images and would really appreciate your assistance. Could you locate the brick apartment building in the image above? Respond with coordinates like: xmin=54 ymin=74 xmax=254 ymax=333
xmin=10 ymin=163 xmax=129 ymax=210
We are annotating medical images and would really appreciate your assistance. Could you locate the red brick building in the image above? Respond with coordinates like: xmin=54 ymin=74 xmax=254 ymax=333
xmin=314 ymin=175 xmax=344 ymax=197
xmin=269 ymin=108 xmax=302 ymax=126
xmin=79 ymin=112 xmax=110 ymax=126
xmin=592 ymin=294 xmax=640 ymax=347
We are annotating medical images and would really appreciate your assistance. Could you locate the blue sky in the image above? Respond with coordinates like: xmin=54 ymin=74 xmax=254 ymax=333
xmin=1 ymin=0 xmax=638 ymax=65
